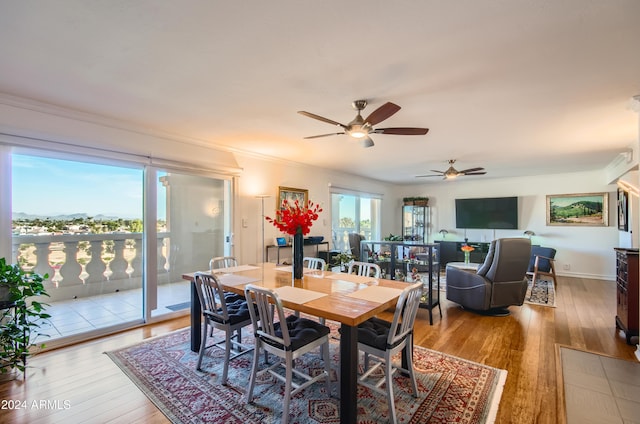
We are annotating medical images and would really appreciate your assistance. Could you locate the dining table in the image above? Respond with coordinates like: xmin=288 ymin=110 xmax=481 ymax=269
xmin=182 ymin=262 xmax=409 ymax=424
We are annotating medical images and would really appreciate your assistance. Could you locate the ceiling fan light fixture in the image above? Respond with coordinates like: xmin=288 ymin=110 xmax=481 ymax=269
xmin=348 ymin=126 xmax=368 ymax=139
xmin=361 ymin=136 xmax=374 ymax=148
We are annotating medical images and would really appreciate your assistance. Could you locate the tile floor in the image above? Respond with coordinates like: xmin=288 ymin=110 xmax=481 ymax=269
xmin=38 ymin=280 xmax=191 ymax=341
xmin=561 ymin=346 xmax=640 ymax=424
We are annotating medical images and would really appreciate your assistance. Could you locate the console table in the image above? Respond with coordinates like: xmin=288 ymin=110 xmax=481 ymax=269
xmin=434 ymin=240 xmax=490 ymax=267
xmin=266 ymin=241 xmax=329 ymax=264
xmin=360 ymin=240 xmax=441 ymax=324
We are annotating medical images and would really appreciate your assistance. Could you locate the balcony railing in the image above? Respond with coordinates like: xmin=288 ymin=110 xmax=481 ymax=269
xmin=12 ymin=232 xmax=172 ymax=302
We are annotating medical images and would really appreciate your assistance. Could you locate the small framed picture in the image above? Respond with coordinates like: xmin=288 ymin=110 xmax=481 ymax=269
xmin=618 ymin=188 xmax=628 ymax=231
xmin=277 ymin=186 xmax=308 ymax=209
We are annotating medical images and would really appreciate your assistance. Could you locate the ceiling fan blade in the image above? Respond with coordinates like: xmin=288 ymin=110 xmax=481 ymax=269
xmin=463 ymin=171 xmax=487 ymax=175
xmin=303 ymin=132 xmax=345 ymax=139
xmin=298 ymin=111 xmax=347 ymax=128
xmin=364 ymin=102 xmax=401 ymax=126
xmin=429 ymin=170 xmax=445 ymax=174
xmin=415 ymin=174 xmax=443 ymax=178
xmin=458 ymin=167 xmax=485 ymax=173
xmin=374 ymin=127 xmax=429 ymax=135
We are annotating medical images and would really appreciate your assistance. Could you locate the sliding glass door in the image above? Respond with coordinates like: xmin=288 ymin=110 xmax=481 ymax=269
xmin=9 ymin=151 xmax=231 ymax=345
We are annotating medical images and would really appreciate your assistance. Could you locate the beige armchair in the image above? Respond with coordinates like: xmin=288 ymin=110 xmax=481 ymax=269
xmin=446 ymin=238 xmax=531 ymax=315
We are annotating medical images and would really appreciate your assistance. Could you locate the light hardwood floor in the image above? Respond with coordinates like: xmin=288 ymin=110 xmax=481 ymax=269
xmin=1 ymin=276 xmax=637 ymax=423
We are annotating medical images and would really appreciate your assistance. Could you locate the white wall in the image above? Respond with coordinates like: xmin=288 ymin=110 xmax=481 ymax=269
xmin=398 ymin=170 xmax=619 ymax=280
xmin=232 ymin=153 xmax=401 ymax=264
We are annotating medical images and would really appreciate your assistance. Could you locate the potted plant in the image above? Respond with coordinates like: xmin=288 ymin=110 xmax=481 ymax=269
xmin=403 ymin=196 xmax=429 ymax=206
xmin=333 ymin=252 xmax=355 ymax=272
xmin=0 ymin=257 xmax=51 ymax=375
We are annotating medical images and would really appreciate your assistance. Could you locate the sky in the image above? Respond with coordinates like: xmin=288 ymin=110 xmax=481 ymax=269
xmin=12 ymin=155 xmax=166 ymax=219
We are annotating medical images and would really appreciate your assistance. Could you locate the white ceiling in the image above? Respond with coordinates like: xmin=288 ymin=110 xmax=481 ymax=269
xmin=1 ymin=0 xmax=639 ymax=184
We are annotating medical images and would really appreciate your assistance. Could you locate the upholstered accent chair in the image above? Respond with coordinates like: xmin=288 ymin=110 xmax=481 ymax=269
xmin=348 ymin=232 xmax=364 ymax=260
xmin=446 ymin=238 xmax=531 ymax=315
xmin=527 ymin=246 xmax=558 ymax=287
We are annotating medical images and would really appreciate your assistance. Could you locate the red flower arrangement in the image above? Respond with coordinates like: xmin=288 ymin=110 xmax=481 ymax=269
xmin=266 ymin=199 xmax=322 ymax=236
xmin=461 ymin=244 xmax=475 ymax=253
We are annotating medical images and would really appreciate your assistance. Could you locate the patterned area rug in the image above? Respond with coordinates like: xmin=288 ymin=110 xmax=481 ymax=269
xmin=107 ymin=325 xmax=507 ymax=423
xmin=525 ymin=277 xmax=556 ymax=307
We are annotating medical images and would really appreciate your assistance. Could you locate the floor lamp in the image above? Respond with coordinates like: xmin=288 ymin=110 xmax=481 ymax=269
xmin=256 ymin=195 xmax=270 ymax=263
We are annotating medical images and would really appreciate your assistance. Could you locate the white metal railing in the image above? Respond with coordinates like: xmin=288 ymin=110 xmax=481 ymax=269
xmin=11 ymin=232 xmax=171 ymax=302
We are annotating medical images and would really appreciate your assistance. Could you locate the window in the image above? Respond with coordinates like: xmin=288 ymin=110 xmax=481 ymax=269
xmin=331 ymin=192 xmax=381 ymax=252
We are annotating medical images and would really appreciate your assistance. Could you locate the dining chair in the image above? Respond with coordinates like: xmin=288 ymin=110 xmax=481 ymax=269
xmin=244 ymin=284 xmax=331 ymax=424
xmin=347 ymin=260 xmax=381 ymax=278
xmin=303 ymin=256 xmax=326 ymax=270
xmin=192 ymin=272 xmax=254 ymax=385
xmin=209 ymin=256 xmax=238 ymax=270
xmin=356 ymin=281 xmax=423 ymax=424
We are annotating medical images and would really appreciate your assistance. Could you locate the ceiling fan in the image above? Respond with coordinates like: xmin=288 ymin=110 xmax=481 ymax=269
xmin=298 ymin=100 xmax=429 ymax=148
xmin=416 ymin=159 xmax=487 ymax=180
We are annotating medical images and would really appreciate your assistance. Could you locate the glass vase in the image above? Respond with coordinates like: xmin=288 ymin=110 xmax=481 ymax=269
xmin=293 ymin=228 xmax=304 ymax=280
xmin=464 ymin=251 xmax=470 ymax=264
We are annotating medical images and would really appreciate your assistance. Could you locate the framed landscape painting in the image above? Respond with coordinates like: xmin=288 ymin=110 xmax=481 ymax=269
xmin=546 ymin=192 xmax=608 ymax=226
xmin=277 ymin=186 xmax=308 ymax=209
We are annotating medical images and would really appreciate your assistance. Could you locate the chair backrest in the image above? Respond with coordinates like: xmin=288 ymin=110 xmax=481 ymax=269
xmin=386 ymin=282 xmax=423 ymax=347
xmin=528 ymin=246 xmax=557 ymax=272
xmin=210 ymin=256 xmax=238 ymax=271
xmin=244 ymin=284 xmax=290 ymax=348
xmin=304 ymin=256 xmax=326 ymax=270
xmin=477 ymin=238 xmax=531 ymax=282
xmin=193 ymin=272 xmax=229 ymax=321
xmin=347 ymin=261 xmax=381 ymax=278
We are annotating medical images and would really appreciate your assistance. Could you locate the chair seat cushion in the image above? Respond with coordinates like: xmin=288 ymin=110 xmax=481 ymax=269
xmin=357 ymin=316 xmax=398 ymax=350
xmin=224 ymin=292 xmax=245 ymax=304
xmin=206 ymin=298 xmax=252 ymax=325
xmin=263 ymin=315 xmax=329 ymax=351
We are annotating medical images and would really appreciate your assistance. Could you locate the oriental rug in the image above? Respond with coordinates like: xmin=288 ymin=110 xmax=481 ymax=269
xmin=524 ymin=277 xmax=556 ymax=307
xmin=107 ymin=326 xmax=506 ymax=424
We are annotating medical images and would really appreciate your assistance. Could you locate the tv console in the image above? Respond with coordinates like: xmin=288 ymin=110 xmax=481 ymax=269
xmin=434 ymin=240 xmax=491 ymax=267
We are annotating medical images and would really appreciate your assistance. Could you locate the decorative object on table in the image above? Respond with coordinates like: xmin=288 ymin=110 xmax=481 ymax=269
xmin=297 ymin=99 xmax=429 ymax=148
xmin=461 ymin=244 xmax=475 ymax=264
xmin=546 ymin=192 xmax=608 ymax=226
xmin=266 ymin=198 xmax=322 ymax=280
xmin=0 ymin=257 xmax=50 ymax=376
xmin=106 ymin=322 xmax=506 ymax=424
xmin=383 ymin=233 xmax=403 ymax=241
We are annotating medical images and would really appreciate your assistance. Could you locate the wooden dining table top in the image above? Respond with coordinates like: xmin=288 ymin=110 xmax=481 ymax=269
xmin=182 ymin=262 xmax=409 ymax=327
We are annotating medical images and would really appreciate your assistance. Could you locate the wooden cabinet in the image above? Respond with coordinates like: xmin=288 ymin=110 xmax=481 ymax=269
xmin=614 ymin=248 xmax=639 ymax=344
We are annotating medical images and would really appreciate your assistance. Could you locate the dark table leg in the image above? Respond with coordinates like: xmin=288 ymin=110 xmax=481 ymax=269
xmin=339 ymin=324 xmax=358 ymax=424
xmin=190 ymin=280 xmax=201 ymax=352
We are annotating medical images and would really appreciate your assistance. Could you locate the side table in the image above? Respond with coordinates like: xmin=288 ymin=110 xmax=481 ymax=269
xmin=446 ymin=262 xmax=480 ymax=273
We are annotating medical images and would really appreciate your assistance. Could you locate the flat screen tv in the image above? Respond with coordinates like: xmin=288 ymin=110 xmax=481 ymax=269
xmin=455 ymin=196 xmax=519 ymax=229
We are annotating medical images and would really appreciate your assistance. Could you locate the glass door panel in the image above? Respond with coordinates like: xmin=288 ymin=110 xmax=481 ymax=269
xmin=151 ymin=171 xmax=230 ymax=317
xmin=11 ymin=154 xmax=144 ymax=342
